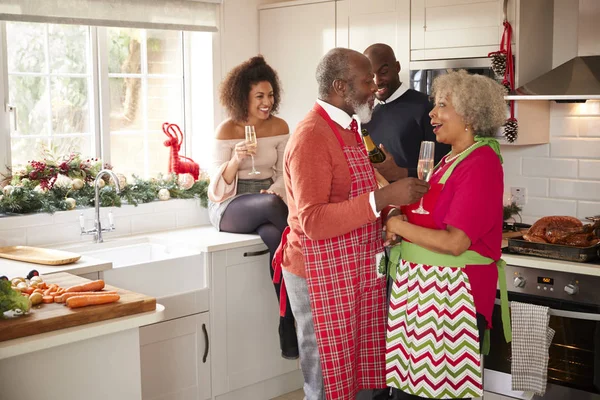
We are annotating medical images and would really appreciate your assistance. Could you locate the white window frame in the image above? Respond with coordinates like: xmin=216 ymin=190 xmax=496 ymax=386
xmin=0 ymin=22 xmax=196 ymax=178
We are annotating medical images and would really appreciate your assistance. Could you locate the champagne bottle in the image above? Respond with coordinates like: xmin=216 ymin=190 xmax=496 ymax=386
xmin=361 ymin=129 xmax=386 ymax=163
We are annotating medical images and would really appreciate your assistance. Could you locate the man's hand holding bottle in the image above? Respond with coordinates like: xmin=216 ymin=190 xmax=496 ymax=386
xmin=372 ymin=144 xmax=408 ymax=182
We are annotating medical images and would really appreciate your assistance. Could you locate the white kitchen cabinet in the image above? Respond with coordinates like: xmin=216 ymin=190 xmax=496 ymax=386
xmin=410 ymin=0 xmax=516 ymax=60
xmin=336 ymin=0 xmax=411 ymax=85
xmin=140 ymin=312 xmax=211 ymax=400
xmin=259 ymin=0 xmax=337 ymax=133
xmin=209 ymin=243 xmax=301 ymax=398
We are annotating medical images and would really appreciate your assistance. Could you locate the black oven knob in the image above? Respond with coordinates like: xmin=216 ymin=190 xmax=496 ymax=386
xmin=513 ymin=276 xmax=526 ymax=288
xmin=564 ymin=283 xmax=579 ymax=295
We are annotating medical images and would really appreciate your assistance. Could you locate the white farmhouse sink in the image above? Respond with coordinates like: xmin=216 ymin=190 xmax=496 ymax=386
xmin=81 ymin=241 xmax=194 ymax=268
xmin=59 ymin=237 xmax=209 ymax=319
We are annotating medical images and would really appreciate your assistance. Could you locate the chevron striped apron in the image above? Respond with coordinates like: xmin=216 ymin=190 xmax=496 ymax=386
xmin=385 ymin=142 xmax=511 ymax=399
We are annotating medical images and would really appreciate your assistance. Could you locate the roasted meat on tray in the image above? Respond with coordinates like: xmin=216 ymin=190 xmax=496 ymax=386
xmin=523 ymin=216 xmax=600 ymax=247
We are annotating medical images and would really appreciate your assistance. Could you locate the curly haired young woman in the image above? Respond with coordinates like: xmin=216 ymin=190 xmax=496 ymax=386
xmin=208 ymin=55 xmax=298 ymax=359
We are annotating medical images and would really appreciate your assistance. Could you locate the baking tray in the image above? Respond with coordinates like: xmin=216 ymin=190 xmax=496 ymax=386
xmin=0 ymin=246 xmax=81 ymax=265
xmin=507 ymin=236 xmax=600 ymax=263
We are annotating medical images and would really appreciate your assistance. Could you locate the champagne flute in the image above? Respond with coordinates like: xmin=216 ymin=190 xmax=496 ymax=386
xmin=412 ymin=141 xmax=435 ymax=215
xmin=244 ymin=125 xmax=260 ymax=176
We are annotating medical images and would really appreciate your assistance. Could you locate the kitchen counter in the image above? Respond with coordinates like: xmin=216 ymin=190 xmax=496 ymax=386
xmin=143 ymin=225 xmax=265 ymax=252
xmin=0 ymin=304 xmax=164 ymax=360
xmin=0 ymin=304 xmax=165 ymax=400
xmin=0 ymin=254 xmax=111 ymax=278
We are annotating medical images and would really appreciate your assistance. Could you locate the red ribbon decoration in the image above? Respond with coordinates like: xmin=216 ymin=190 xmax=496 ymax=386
xmin=489 ymin=19 xmax=517 ymax=123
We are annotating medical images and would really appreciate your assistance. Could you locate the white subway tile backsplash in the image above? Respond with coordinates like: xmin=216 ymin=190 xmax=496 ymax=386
xmin=0 ymin=229 xmax=27 ymax=246
xmin=550 ymin=138 xmax=600 ymax=158
xmin=549 ymin=116 xmax=579 ymax=137
xmin=550 ymin=179 xmax=600 ymax=201
xmin=522 ymin=157 xmax=578 ymax=178
xmin=579 ymin=160 xmax=600 ymax=180
xmin=504 ymin=175 xmax=548 ymax=197
xmin=575 ymin=101 xmax=600 ymax=116
xmin=110 ymin=203 xmax=153 ymax=216
xmin=522 ymin=197 xmax=577 ymax=217
xmin=0 ymin=200 xmax=209 ymax=247
xmin=501 ymin=156 xmax=522 ymax=176
xmin=26 ymin=222 xmax=83 ymax=246
xmin=0 ymin=213 xmax=54 ymax=229
xmin=501 ymin=144 xmax=550 ymax=158
xmin=579 ymin=117 xmax=600 ymax=137
xmin=152 ymin=198 xmax=193 ymax=212
xmin=577 ymin=201 xmax=600 ymax=219
xmin=176 ymin=206 xmax=211 ymax=228
xmin=131 ymin=211 xmax=178 ymax=234
xmin=549 ymin=102 xmax=581 ymax=116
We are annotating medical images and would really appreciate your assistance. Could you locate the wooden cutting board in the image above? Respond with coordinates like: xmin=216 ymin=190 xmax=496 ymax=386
xmin=0 ymin=272 xmax=156 ymax=342
xmin=0 ymin=246 xmax=81 ymax=265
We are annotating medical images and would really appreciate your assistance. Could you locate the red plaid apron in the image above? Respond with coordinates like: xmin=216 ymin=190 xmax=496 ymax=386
xmin=300 ymin=103 xmax=387 ymax=399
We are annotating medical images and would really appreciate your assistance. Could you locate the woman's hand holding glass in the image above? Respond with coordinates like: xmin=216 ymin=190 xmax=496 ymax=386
xmin=412 ymin=141 xmax=435 ymax=214
xmin=244 ymin=125 xmax=261 ymax=176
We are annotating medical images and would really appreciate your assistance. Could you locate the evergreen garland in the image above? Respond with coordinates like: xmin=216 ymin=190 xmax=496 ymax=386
xmin=0 ymin=154 xmax=209 ymax=216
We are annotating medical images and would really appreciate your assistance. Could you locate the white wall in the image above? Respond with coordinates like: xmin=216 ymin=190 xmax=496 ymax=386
xmin=502 ymin=0 xmax=600 ymax=224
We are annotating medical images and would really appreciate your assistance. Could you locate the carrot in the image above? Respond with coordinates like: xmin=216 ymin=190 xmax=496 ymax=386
xmin=33 ymin=289 xmax=43 ymax=294
xmin=43 ymin=285 xmax=59 ymax=296
xmin=42 ymin=295 xmax=54 ymax=303
xmin=55 ymin=291 xmax=117 ymax=303
xmin=23 ymin=287 xmax=34 ymax=295
xmin=65 ymin=280 xmax=105 ymax=293
xmin=66 ymin=294 xmax=120 ymax=308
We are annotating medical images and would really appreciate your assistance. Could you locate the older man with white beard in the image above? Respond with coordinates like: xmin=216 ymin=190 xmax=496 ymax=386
xmin=272 ymin=48 xmax=429 ymax=400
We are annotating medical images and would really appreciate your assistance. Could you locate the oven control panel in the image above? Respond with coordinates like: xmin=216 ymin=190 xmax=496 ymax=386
xmin=505 ymin=265 xmax=600 ymax=305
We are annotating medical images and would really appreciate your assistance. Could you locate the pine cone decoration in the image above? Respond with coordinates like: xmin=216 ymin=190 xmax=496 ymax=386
xmin=502 ymin=81 xmax=511 ymax=94
xmin=504 ymin=118 xmax=518 ymax=143
xmin=490 ymin=52 xmax=507 ymax=78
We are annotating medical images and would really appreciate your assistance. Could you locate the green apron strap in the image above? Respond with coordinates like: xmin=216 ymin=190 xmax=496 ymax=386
xmin=438 ymin=136 xmax=504 ymax=184
xmin=496 ymin=259 xmax=512 ymax=343
xmin=482 ymin=328 xmax=491 ymax=356
xmin=388 ymin=245 xmax=401 ymax=281
xmin=475 ymin=136 xmax=503 ymax=164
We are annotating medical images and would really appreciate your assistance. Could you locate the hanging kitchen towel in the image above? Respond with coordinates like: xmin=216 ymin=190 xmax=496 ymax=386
xmin=511 ymin=301 xmax=555 ymax=396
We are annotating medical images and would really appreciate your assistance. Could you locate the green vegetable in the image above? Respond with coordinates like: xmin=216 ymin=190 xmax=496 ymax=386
xmin=0 ymin=280 xmax=30 ymax=318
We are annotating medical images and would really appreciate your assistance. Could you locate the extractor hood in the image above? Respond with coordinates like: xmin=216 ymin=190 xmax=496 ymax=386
xmin=505 ymin=56 xmax=600 ymax=101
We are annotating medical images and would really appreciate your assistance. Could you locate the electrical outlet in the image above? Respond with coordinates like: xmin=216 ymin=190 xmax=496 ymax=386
xmin=511 ymin=187 xmax=526 ymax=206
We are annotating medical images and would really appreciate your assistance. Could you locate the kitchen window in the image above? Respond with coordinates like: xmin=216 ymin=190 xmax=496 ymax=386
xmin=1 ymin=21 xmax=213 ymax=179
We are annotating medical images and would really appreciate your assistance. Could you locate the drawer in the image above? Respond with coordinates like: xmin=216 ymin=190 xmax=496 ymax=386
xmin=225 ymin=244 xmax=269 ymax=267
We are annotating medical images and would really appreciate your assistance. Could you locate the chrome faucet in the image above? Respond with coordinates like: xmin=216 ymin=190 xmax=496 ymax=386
xmin=80 ymin=169 xmax=121 ymax=243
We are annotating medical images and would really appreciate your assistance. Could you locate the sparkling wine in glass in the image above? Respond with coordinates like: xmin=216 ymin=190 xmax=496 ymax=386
xmin=412 ymin=141 xmax=435 ymax=215
xmin=244 ymin=125 xmax=260 ymax=176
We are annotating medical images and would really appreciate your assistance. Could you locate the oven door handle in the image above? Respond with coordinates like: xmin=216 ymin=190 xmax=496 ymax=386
xmin=495 ymin=298 xmax=600 ymax=321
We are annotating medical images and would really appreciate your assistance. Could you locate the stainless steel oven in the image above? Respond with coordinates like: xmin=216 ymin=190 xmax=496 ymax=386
xmin=484 ymin=262 xmax=600 ymax=399
xmin=408 ymin=58 xmax=498 ymax=96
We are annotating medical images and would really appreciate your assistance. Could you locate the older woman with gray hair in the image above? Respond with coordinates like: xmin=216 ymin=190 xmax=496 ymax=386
xmin=383 ymin=70 xmax=512 ymax=400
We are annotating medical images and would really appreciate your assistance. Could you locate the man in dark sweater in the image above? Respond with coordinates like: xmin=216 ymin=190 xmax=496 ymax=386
xmin=363 ymin=44 xmax=450 ymax=181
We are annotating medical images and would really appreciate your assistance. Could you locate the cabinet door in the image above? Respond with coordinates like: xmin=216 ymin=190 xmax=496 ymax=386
xmin=411 ymin=0 xmax=513 ymax=60
xmin=259 ymin=1 xmax=336 ymax=133
xmin=210 ymin=245 xmax=298 ymax=395
xmin=337 ymin=0 xmax=411 ymax=89
xmin=140 ymin=313 xmax=211 ymax=400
